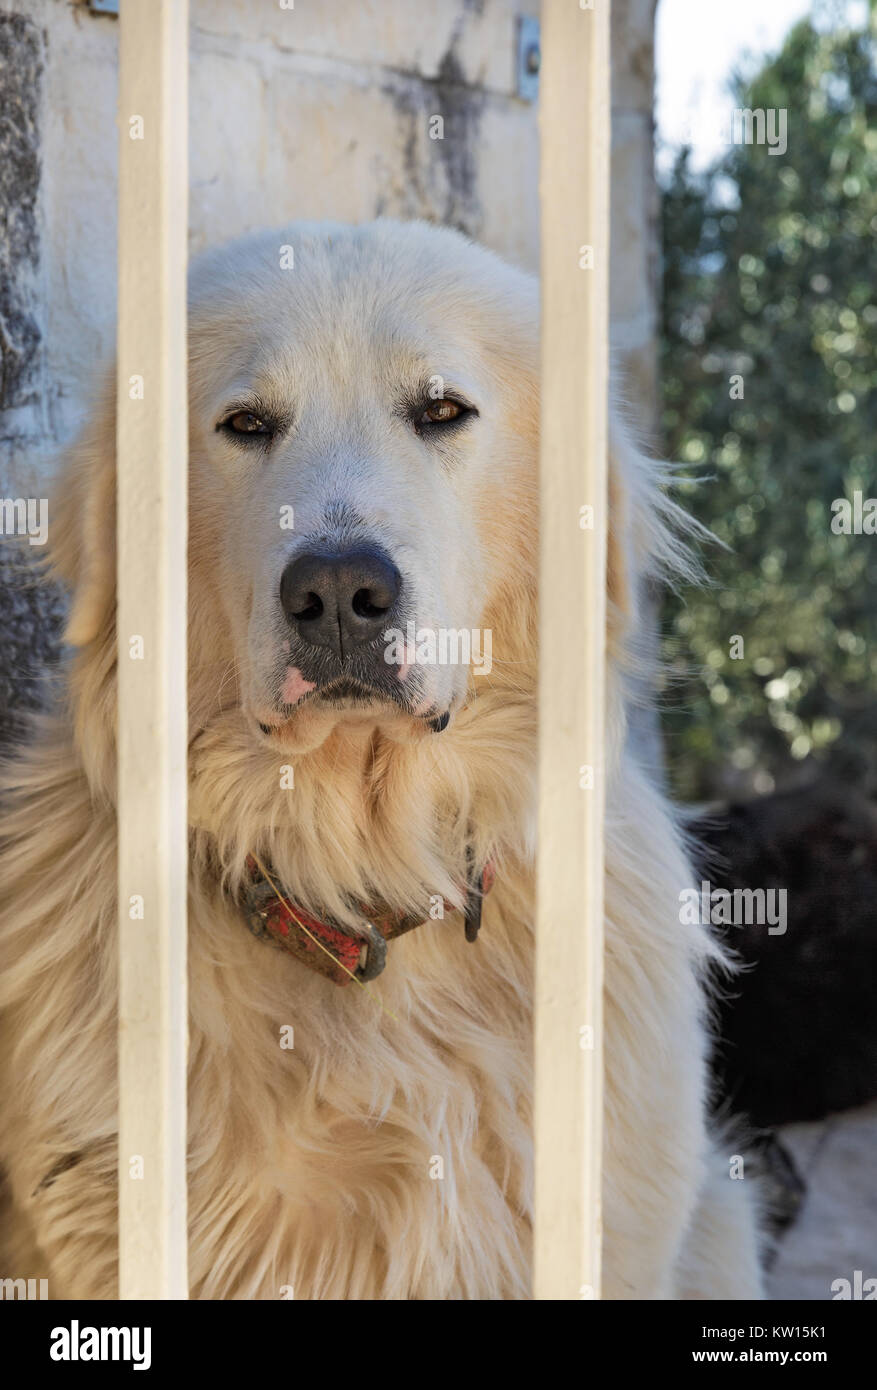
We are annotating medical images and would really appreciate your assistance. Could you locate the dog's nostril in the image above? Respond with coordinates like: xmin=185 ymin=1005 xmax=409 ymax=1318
xmin=352 ymin=587 xmax=391 ymax=620
xmin=294 ymin=592 xmax=324 ymax=622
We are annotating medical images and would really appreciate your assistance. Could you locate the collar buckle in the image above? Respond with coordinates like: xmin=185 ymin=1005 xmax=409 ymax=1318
xmin=355 ymin=922 xmax=388 ymax=982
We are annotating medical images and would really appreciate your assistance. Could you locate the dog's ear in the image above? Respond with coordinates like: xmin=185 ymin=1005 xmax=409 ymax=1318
xmin=50 ymin=374 xmax=117 ymax=648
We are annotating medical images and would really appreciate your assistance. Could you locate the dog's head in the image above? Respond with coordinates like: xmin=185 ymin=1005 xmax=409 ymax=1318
xmin=52 ymin=219 xmax=676 ymax=789
xmin=177 ymin=221 xmax=539 ymax=751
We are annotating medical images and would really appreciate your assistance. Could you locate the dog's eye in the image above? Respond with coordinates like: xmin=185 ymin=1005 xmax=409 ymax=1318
xmin=415 ymin=398 xmax=475 ymax=431
xmin=422 ymin=399 xmax=463 ymax=424
xmin=221 ymin=411 xmax=272 ymax=437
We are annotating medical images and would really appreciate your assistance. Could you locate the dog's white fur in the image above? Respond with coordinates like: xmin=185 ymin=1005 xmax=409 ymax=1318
xmin=0 ymin=220 xmax=763 ymax=1298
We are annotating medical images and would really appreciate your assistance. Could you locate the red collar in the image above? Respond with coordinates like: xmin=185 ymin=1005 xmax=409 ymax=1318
xmin=242 ymin=854 xmax=495 ymax=987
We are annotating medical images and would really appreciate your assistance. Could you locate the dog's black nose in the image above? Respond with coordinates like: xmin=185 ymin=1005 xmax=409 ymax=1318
xmin=280 ymin=545 xmax=402 ymax=657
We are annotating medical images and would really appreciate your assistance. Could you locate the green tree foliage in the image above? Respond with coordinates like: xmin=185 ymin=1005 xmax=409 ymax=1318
xmin=660 ymin=5 xmax=877 ymax=800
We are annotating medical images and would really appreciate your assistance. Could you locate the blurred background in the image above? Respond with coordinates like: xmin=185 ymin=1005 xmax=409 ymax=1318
xmin=659 ymin=0 xmax=877 ymax=805
xmin=656 ymin=0 xmax=877 ymax=1300
xmin=0 ymin=0 xmax=874 ymax=1298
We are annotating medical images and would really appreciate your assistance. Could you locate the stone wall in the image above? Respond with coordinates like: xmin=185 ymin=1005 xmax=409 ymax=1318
xmin=0 ymin=0 xmax=659 ymax=731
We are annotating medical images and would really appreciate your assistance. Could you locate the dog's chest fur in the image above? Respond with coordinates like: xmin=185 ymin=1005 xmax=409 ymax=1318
xmin=184 ymin=868 xmax=535 ymax=1299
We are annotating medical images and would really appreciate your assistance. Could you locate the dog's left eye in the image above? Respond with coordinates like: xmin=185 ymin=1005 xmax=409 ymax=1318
xmin=221 ymin=411 xmax=272 ymax=437
xmin=422 ymin=399 xmax=463 ymax=424
xmin=415 ymin=398 xmax=475 ymax=430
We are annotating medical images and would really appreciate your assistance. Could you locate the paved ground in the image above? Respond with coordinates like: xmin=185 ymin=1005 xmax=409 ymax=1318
xmin=768 ymin=1100 xmax=877 ymax=1300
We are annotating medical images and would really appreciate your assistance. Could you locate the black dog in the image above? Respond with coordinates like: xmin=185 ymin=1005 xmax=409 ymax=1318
xmin=694 ymin=782 xmax=877 ymax=1128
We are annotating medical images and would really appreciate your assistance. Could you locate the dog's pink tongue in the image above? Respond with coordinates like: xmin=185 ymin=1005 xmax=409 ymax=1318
xmin=281 ymin=667 xmax=316 ymax=706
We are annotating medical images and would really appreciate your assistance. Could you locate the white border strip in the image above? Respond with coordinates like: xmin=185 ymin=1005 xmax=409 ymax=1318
xmin=534 ymin=0 xmax=611 ymax=1300
xmin=116 ymin=0 xmax=189 ymax=1300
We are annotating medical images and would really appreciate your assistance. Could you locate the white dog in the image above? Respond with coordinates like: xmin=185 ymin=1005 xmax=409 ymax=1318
xmin=0 ymin=220 xmax=763 ymax=1298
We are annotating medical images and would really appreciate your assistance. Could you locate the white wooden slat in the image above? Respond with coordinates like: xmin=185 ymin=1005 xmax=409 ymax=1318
xmin=116 ymin=0 xmax=189 ymax=1300
xmin=534 ymin=0 xmax=611 ymax=1300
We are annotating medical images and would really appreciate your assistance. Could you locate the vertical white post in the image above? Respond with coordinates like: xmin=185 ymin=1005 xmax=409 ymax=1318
xmin=534 ymin=0 xmax=611 ymax=1299
xmin=116 ymin=0 xmax=189 ymax=1299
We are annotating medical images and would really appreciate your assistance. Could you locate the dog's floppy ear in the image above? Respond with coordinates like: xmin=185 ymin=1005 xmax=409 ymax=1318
xmin=50 ymin=373 xmax=117 ymax=648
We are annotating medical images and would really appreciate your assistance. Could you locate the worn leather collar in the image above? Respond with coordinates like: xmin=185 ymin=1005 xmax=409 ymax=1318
xmin=242 ymin=853 xmax=495 ymax=986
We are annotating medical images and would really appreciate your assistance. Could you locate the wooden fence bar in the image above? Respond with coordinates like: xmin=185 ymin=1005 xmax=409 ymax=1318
xmin=116 ymin=0 xmax=190 ymax=1300
xmin=534 ymin=0 xmax=611 ymax=1300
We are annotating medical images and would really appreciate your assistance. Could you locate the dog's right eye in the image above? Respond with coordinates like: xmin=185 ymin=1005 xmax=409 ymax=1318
xmin=220 ymin=411 xmax=273 ymax=438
